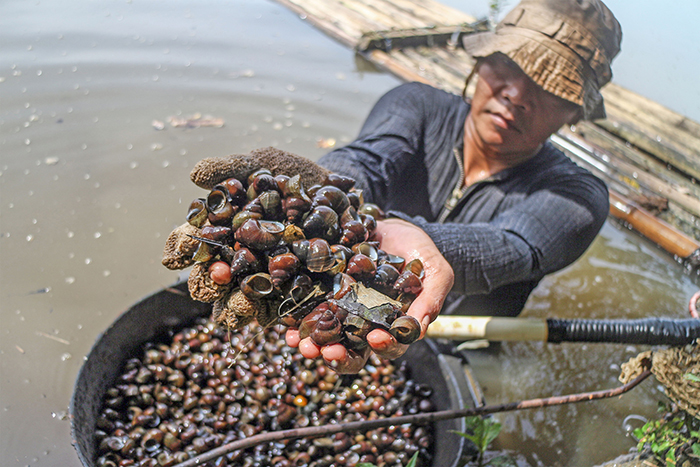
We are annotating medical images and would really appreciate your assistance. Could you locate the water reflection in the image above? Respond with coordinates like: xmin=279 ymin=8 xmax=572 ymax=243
xmin=1 ymin=0 xmax=697 ymax=466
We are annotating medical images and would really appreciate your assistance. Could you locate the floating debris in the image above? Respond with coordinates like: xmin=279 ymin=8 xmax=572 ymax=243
xmin=316 ymin=137 xmax=336 ymax=148
xmin=229 ymin=68 xmax=255 ymax=78
xmin=36 ymin=331 xmax=70 ymax=345
xmin=151 ymin=119 xmax=165 ymax=130
xmin=167 ymin=113 xmax=224 ymax=129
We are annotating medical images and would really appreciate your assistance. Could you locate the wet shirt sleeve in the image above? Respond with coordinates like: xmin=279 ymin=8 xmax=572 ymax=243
xmin=394 ymin=171 xmax=609 ymax=296
xmin=319 ymin=82 xmax=440 ymax=207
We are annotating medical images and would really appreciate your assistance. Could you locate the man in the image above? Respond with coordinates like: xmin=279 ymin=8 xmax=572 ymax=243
xmin=285 ymin=0 xmax=623 ymax=372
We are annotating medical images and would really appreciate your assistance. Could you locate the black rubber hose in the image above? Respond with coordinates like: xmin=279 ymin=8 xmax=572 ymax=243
xmin=546 ymin=318 xmax=700 ymax=346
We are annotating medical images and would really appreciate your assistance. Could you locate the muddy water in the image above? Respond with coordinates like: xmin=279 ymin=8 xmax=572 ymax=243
xmin=0 ymin=1 xmax=697 ymax=467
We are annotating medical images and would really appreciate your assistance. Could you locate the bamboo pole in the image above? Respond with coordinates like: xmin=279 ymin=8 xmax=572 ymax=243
xmin=567 ymin=124 xmax=700 ymax=201
xmin=608 ymin=190 xmax=700 ymax=259
xmin=596 ymin=119 xmax=700 ymax=182
xmin=601 ymin=84 xmax=700 ymax=159
xmin=363 ymin=49 xmax=432 ymax=84
xmin=274 ymin=0 xmax=358 ymax=46
xmin=559 ymin=127 xmax=700 ymax=218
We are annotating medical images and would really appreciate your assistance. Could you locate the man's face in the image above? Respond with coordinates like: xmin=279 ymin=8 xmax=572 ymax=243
xmin=467 ymin=53 xmax=581 ymax=158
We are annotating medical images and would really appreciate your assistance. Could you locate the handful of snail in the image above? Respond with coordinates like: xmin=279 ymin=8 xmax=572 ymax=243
xmin=162 ymin=168 xmax=423 ymax=349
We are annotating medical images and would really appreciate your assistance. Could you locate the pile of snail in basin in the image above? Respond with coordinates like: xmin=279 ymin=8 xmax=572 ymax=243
xmin=163 ymin=159 xmax=424 ymax=349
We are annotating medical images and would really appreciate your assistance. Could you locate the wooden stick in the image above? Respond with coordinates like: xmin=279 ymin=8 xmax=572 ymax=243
xmin=171 ymin=370 xmax=651 ymax=467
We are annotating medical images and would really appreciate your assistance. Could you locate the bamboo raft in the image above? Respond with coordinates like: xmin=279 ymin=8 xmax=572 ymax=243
xmin=273 ymin=0 xmax=700 ymax=265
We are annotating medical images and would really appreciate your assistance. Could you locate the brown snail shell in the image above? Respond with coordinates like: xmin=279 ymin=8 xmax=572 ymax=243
xmin=373 ymin=263 xmax=400 ymax=296
xmin=274 ymin=173 xmax=290 ymax=192
xmin=186 ymin=198 xmax=208 ymax=227
xmin=268 ymin=252 xmax=300 ymax=288
xmin=231 ymin=210 xmax=263 ymax=231
xmin=323 ymin=173 xmax=356 ymax=192
xmin=230 ymin=247 xmax=261 ymax=279
xmin=292 ymin=238 xmax=335 ymax=273
xmin=345 ymin=253 xmax=377 ymax=281
xmin=247 ymin=171 xmax=278 ymax=199
xmin=282 ymin=174 xmax=311 ymax=200
xmin=247 ymin=168 xmax=273 ymax=187
xmin=312 ymin=185 xmax=350 ymax=214
xmin=343 ymin=313 xmax=371 ymax=349
xmin=298 ymin=303 xmax=328 ymax=340
xmin=339 ymin=207 xmax=368 ymax=246
xmin=191 ymin=241 xmax=214 ymax=263
xmin=351 ymin=242 xmax=379 ymax=262
xmin=309 ymin=308 xmax=343 ymax=346
xmin=393 ymin=270 xmax=423 ymax=295
xmin=302 ymin=205 xmax=339 ymax=242
xmin=331 ymin=244 xmax=353 ymax=261
xmin=234 ymin=219 xmax=285 ymax=251
xmin=347 ymin=190 xmax=363 ymax=210
xmin=200 ymin=225 xmax=232 ymax=243
xmin=240 ymin=272 xmax=274 ymax=299
xmin=339 ymin=205 xmax=359 ymax=227
xmin=396 ymin=292 xmax=415 ymax=313
xmin=379 ymin=253 xmax=405 ymax=271
xmin=332 ymin=273 xmax=356 ymax=300
xmin=206 ymin=188 xmax=237 ymax=226
xmin=389 ymin=315 xmax=421 ymax=344
xmin=328 ymin=244 xmax=351 ymax=275
xmin=404 ymin=258 xmax=425 ymax=279
xmin=358 ymin=202 xmax=384 ymax=220
xmin=242 ymin=197 xmax=265 ymax=217
xmin=286 ymin=274 xmax=314 ymax=303
xmin=213 ymin=178 xmax=247 ymax=207
xmin=283 ymin=196 xmax=311 ymax=224
xmin=359 ymin=212 xmax=377 ymax=233
xmin=258 ymin=190 xmax=283 ymax=220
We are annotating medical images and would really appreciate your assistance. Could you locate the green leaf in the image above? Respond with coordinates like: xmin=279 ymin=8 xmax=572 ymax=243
xmin=665 ymin=448 xmax=676 ymax=467
xmin=658 ymin=440 xmax=671 ymax=452
xmin=692 ymin=443 xmax=700 ymax=455
xmin=451 ymin=430 xmax=480 ymax=446
xmin=684 ymin=373 xmax=700 ymax=382
xmin=483 ymin=420 xmax=503 ymax=447
xmin=356 ymin=464 xmax=377 ymax=467
xmin=406 ymin=452 xmax=419 ymax=467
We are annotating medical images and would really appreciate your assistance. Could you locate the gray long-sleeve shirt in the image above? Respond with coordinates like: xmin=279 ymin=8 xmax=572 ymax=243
xmin=319 ymin=82 xmax=609 ymax=316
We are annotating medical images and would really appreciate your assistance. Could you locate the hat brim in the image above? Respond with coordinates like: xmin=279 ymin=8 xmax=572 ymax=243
xmin=462 ymin=29 xmax=606 ymax=120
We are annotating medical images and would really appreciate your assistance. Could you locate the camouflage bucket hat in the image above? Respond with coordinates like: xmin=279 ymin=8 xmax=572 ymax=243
xmin=462 ymin=0 xmax=622 ymax=120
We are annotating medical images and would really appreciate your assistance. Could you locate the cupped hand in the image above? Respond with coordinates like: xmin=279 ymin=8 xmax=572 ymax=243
xmin=285 ymin=218 xmax=454 ymax=373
